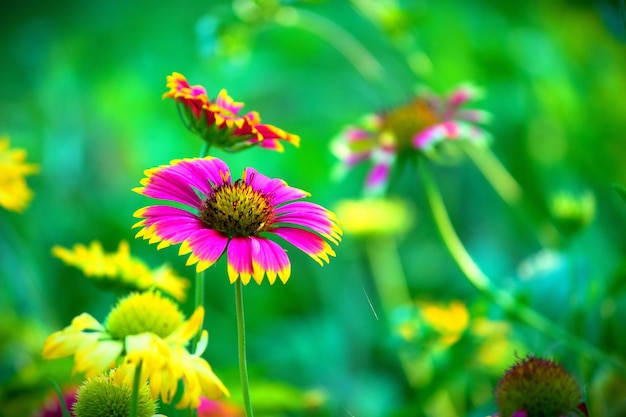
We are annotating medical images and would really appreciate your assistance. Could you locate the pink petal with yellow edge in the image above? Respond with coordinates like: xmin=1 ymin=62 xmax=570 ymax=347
xmin=134 ymin=206 xmax=203 ymax=245
xmin=273 ymin=202 xmax=337 ymax=232
xmin=183 ymin=229 xmax=229 ymax=272
xmin=244 ymin=168 xmax=309 ymax=205
xmin=137 ymin=166 xmax=209 ymax=208
xmin=250 ymin=237 xmax=291 ymax=284
xmin=226 ymin=237 xmax=254 ymax=284
xmin=272 ymin=227 xmax=335 ymax=266
xmin=164 ymin=157 xmax=231 ymax=195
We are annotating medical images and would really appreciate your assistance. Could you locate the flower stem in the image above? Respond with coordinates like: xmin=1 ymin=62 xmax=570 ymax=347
xmin=192 ymin=270 xmax=205 ymax=352
xmin=418 ymin=160 xmax=626 ymax=373
xmin=48 ymin=378 xmax=71 ymax=417
xmin=365 ymin=238 xmax=423 ymax=386
xmin=235 ymin=279 xmax=254 ymax=417
xmin=130 ymin=361 xmax=142 ymax=417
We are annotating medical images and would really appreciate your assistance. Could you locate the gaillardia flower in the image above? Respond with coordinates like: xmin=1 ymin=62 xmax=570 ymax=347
xmin=0 ymin=136 xmax=39 ymax=212
xmin=52 ymin=240 xmax=190 ymax=301
xmin=494 ymin=355 xmax=588 ymax=417
xmin=132 ymin=157 xmax=342 ymax=284
xmin=163 ymin=72 xmax=300 ymax=152
xmin=42 ymin=291 xmax=229 ymax=409
xmin=331 ymin=84 xmax=490 ymax=194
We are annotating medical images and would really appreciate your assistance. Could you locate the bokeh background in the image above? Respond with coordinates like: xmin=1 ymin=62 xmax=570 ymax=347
xmin=1 ymin=0 xmax=626 ymax=416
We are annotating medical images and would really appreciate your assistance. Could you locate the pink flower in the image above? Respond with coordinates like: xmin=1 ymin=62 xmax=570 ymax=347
xmin=133 ymin=157 xmax=342 ymax=284
xmin=332 ymin=84 xmax=490 ymax=194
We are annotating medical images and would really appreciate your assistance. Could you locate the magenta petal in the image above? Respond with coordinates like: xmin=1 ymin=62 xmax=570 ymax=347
xmin=227 ymin=237 xmax=254 ymax=284
xmin=274 ymin=203 xmax=336 ymax=234
xmin=140 ymin=169 xmax=204 ymax=208
xmin=412 ymin=123 xmax=456 ymax=149
xmin=136 ymin=206 xmax=203 ymax=244
xmin=250 ymin=237 xmax=291 ymax=284
xmin=185 ymin=228 xmax=229 ymax=265
xmin=344 ymin=127 xmax=375 ymax=142
xmin=365 ymin=163 xmax=390 ymax=189
xmin=244 ymin=168 xmax=309 ymax=205
xmin=272 ymin=227 xmax=332 ymax=264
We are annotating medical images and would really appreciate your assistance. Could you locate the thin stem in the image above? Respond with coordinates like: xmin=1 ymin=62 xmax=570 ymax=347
xmin=48 ymin=378 xmax=71 ymax=417
xmin=365 ymin=238 xmax=422 ymax=386
xmin=191 ymin=269 xmax=205 ymax=353
xmin=275 ymin=8 xmax=385 ymax=84
xmin=235 ymin=279 xmax=254 ymax=417
xmin=365 ymin=238 xmax=412 ymax=316
xmin=130 ymin=361 xmax=142 ymax=417
xmin=200 ymin=142 xmax=210 ymax=158
xmin=418 ymin=160 xmax=626 ymax=373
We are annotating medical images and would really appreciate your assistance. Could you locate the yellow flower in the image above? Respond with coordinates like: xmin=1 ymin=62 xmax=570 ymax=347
xmin=333 ymin=197 xmax=414 ymax=237
xmin=419 ymin=300 xmax=469 ymax=346
xmin=395 ymin=300 xmax=469 ymax=348
xmin=0 ymin=136 xmax=39 ymax=212
xmin=52 ymin=240 xmax=190 ymax=301
xmin=42 ymin=291 xmax=229 ymax=408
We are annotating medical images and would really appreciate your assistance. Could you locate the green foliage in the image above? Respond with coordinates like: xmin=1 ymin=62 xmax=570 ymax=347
xmin=2 ymin=1 xmax=626 ymax=416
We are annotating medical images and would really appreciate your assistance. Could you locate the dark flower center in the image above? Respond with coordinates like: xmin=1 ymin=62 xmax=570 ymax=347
xmin=201 ymin=179 xmax=273 ymax=237
xmin=380 ymin=98 xmax=439 ymax=150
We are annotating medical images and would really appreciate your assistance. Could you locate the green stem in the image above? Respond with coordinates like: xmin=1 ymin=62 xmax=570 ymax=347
xmin=200 ymin=142 xmax=210 ymax=158
xmin=365 ymin=238 xmax=422 ymax=386
xmin=130 ymin=361 xmax=142 ymax=417
xmin=48 ymin=378 xmax=71 ymax=417
xmin=191 ymin=270 xmax=205 ymax=353
xmin=418 ymin=160 xmax=626 ymax=373
xmin=235 ymin=279 xmax=254 ymax=417
xmin=365 ymin=238 xmax=411 ymax=316
xmin=275 ymin=7 xmax=385 ymax=84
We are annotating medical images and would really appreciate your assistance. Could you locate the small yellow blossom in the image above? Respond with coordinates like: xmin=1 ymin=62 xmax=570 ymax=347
xmin=394 ymin=300 xmax=469 ymax=349
xmin=0 ymin=136 xmax=39 ymax=212
xmin=42 ymin=291 xmax=229 ymax=408
xmin=334 ymin=197 xmax=414 ymax=237
xmin=52 ymin=240 xmax=190 ymax=301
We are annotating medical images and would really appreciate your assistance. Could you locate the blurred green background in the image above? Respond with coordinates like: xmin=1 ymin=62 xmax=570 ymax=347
xmin=1 ymin=0 xmax=626 ymax=416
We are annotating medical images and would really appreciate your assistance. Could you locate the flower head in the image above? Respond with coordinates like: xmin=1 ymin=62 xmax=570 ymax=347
xmin=0 ymin=136 xmax=39 ymax=212
xmin=163 ymin=72 xmax=300 ymax=152
xmin=332 ymin=84 xmax=490 ymax=194
xmin=494 ymin=355 xmax=586 ymax=417
xmin=132 ymin=157 xmax=342 ymax=284
xmin=42 ymin=291 xmax=229 ymax=408
xmin=72 ymin=368 xmax=157 ymax=417
xmin=52 ymin=240 xmax=190 ymax=301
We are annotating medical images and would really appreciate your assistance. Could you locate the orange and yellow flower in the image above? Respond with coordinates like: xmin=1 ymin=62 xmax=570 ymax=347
xmin=163 ymin=72 xmax=299 ymax=152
